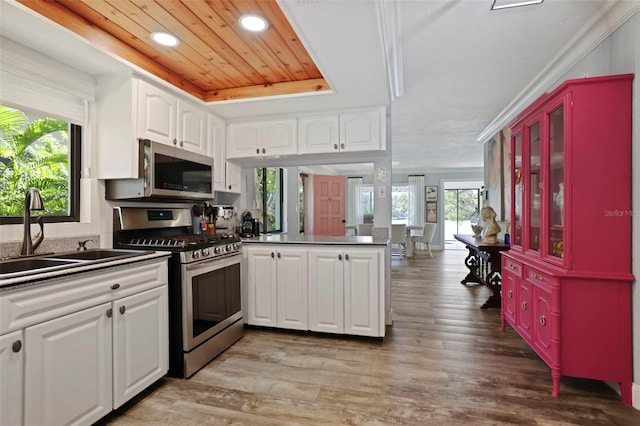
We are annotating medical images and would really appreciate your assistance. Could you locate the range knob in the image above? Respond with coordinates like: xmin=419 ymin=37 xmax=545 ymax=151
xmin=226 ymin=244 xmax=234 ymax=252
xmin=202 ymin=248 xmax=210 ymax=257
xmin=214 ymin=246 xmax=224 ymax=255
xmin=192 ymin=250 xmax=201 ymax=259
xmin=233 ymin=243 xmax=240 ymax=250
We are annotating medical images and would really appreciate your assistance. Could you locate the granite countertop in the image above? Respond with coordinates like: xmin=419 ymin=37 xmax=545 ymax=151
xmin=0 ymin=251 xmax=170 ymax=291
xmin=241 ymin=234 xmax=389 ymax=245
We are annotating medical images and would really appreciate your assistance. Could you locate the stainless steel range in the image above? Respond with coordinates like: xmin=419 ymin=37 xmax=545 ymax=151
xmin=113 ymin=207 xmax=243 ymax=378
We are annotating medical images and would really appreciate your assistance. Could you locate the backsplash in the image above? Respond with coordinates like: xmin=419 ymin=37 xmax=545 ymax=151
xmin=0 ymin=235 xmax=101 ymax=259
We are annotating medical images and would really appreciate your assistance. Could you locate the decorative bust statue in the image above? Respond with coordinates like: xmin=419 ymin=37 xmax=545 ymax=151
xmin=481 ymin=206 xmax=501 ymax=244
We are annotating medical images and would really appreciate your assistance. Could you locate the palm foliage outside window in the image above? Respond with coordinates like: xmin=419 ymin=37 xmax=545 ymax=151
xmin=0 ymin=105 xmax=81 ymax=223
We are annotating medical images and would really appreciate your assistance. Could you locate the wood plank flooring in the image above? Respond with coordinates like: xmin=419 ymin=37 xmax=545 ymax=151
xmin=100 ymin=248 xmax=640 ymax=425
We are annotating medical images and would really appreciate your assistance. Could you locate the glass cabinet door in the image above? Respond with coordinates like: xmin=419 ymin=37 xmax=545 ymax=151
xmin=547 ymin=106 xmax=565 ymax=260
xmin=528 ymin=122 xmax=541 ymax=252
xmin=512 ymin=132 xmax=523 ymax=246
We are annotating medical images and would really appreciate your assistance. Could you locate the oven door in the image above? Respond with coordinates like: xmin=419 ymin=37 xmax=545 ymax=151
xmin=181 ymin=252 xmax=242 ymax=351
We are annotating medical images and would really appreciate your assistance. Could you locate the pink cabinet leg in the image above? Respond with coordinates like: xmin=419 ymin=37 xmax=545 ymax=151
xmin=552 ymin=373 xmax=560 ymax=398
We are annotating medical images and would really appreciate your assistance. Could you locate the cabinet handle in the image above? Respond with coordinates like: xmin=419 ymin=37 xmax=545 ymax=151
xmin=507 ymin=290 xmax=513 ymax=298
xmin=539 ymin=315 xmax=546 ymax=326
xmin=228 ymin=185 xmax=232 ymax=190
xmin=106 ymin=308 xmax=113 ymax=318
xmin=262 ymin=148 xmax=266 ymax=154
xmin=111 ymin=283 xmax=120 ymax=290
xmin=119 ymin=306 xmax=126 ymax=315
xmin=271 ymin=252 xmax=275 ymax=258
xmin=521 ymin=301 xmax=527 ymax=310
xmin=12 ymin=340 xmax=22 ymax=353
xmin=179 ymin=140 xmax=184 ymax=147
xmin=256 ymin=148 xmax=260 ymax=154
xmin=172 ymin=138 xmax=178 ymax=146
xmin=345 ymin=254 xmax=349 ymax=261
xmin=509 ymin=264 xmax=517 ymax=270
xmin=531 ymin=273 xmax=543 ymax=281
xmin=538 ymin=182 xmax=544 ymax=189
xmin=333 ymin=143 xmax=338 ymax=150
xmin=277 ymin=252 xmax=281 ymax=258
xmin=338 ymin=254 xmax=343 ymax=261
xmin=340 ymin=143 xmax=345 ymax=149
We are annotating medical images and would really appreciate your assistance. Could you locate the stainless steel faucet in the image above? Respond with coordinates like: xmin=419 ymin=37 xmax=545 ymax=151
xmin=20 ymin=187 xmax=45 ymax=256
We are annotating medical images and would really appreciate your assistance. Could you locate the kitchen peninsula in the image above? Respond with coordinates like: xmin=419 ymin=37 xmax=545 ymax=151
xmin=242 ymin=234 xmax=387 ymax=338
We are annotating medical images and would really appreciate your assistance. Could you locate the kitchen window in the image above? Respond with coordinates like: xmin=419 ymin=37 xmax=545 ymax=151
xmin=0 ymin=105 xmax=81 ymax=224
xmin=255 ymin=167 xmax=283 ymax=233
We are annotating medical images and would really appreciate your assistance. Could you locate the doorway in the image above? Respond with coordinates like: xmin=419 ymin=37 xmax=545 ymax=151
xmin=443 ymin=182 xmax=482 ymax=245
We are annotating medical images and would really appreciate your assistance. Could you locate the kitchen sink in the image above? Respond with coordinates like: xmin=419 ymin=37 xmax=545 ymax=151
xmin=47 ymin=249 xmax=152 ymax=261
xmin=0 ymin=249 xmax=155 ymax=282
xmin=0 ymin=258 xmax=78 ymax=275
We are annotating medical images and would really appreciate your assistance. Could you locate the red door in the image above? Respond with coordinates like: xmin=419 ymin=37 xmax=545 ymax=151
xmin=312 ymin=174 xmax=346 ymax=235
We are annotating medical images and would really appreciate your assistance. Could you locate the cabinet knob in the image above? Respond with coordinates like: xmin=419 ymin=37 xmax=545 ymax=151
xmin=172 ymin=138 xmax=178 ymax=145
xmin=338 ymin=254 xmax=343 ymax=261
xmin=340 ymin=143 xmax=345 ymax=149
xmin=228 ymin=185 xmax=232 ymax=190
xmin=539 ymin=315 xmax=546 ymax=326
xmin=119 ymin=305 xmax=126 ymax=315
xmin=271 ymin=252 xmax=275 ymax=258
xmin=12 ymin=340 xmax=22 ymax=353
xmin=333 ymin=143 xmax=338 ymax=150
xmin=277 ymin=252 xmax=281 ymax=258
xmin=256 ymin=148 xmax=260 ymax=154
xmin=345 ymin=254 xmax=349 ymax=261
xmin=106 ymin=308 xmax=113 ymax=318
xmin=179 ymin=140 xmax=184 ymax=147
xmin=507 ymin=289 xmax=513 ymax=298
xmin=262 ymin=148 xmax=266 ymax=154
xmin=111 ymin=283 xmax=120 ymax=290
xmin=521 ymin=301 xmax=527 ymax=310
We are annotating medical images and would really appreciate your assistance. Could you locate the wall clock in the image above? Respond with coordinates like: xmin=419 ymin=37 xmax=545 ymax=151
xmin=376 ymin=167 xmax=387 ymax=182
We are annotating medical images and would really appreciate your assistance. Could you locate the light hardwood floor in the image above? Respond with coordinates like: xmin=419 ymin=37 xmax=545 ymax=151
xmin=100 ymin=248 xmax=640 ymax=425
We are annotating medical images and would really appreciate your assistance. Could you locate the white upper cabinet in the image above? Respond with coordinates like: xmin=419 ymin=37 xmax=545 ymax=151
xmin=97 ymin=75 xmax=210 ymax=179
xmin=227 ymin=118 xmax=297 ymax=159
xmin=339 ymin=109 xmax=384 ymax=152
xmin=299 ymin=108 xmax=385 ymax=154
xmin=208 ymin=113 xmax=227 ymax=192
xmin=137 ymin=79 xmax=177 ymax=146
xmin=298 ymin=114 xmax=340 ymax=154
xmin=176 ymin=99 xmax=207 ymax=155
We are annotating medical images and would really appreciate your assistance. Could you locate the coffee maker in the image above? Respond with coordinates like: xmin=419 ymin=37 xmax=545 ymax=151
xmin=240 ymin=211 xmax=260 ymax=237
xmin=209 ymin=205 xmax=236 ymax=235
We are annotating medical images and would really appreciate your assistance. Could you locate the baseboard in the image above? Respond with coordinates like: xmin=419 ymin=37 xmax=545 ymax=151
xmin=632 ymin=381 xmax=640 ymax=410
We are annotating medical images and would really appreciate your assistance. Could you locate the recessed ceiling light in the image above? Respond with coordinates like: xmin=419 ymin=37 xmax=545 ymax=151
xmin=239 ymin=14 xmax=268 ymax=32
xmin=151 ymin=31 xmax=180 ymax=47
xmin=491 ymin=0 xmax=544 ymax=10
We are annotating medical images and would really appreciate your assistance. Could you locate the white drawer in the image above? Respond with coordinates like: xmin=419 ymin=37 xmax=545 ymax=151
xmin=0 ymin=259 xmax=167 ymax=335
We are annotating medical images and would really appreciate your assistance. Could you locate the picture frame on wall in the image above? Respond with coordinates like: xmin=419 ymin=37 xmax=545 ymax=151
xmin=426 ymin=201 xmax=437 ymax=223
xmin=425 ymin=185 xmax=438 ymax=202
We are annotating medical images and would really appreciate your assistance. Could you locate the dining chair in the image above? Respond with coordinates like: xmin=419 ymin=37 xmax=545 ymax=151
xmin=356 ymin=223 xmax=373 ymax=236
xmin=391 ymin=224 xmax=407 ymax=258
xmin=410 ymin=223 xmax=436 ymax=257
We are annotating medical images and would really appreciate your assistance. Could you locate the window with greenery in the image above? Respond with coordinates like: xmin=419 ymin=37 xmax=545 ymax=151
xmin=444 ymin=188 xmax=480 ymax=239
xmin=0 ymin=105 xmax=81 ymax=224
xmin=255 ymin=167 xmax=283 ymax=233
xmin=391 ymin=184 xmax=409 ymax=224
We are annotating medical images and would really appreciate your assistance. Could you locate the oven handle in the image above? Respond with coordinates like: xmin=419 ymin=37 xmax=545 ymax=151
xmin=184 ymin=252 xmax=242 ymax=273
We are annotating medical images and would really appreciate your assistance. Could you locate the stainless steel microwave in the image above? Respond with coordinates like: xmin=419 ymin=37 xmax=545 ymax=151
xmin=106 ymin=139 xmax=214 ymax=201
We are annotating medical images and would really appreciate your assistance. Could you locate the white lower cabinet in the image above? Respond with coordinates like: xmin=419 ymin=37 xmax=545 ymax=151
xmin=0 ymin=258 xmax=169 ymax=426
xmin=245 ymin=244 xmax=384 ymax=337
xmin=25 ymin=303 xmax=113 ymax=426
xmin=309 ymin=247 xmax=383 ymax=337
xmin=245 ymin=246 xmax=308 ymax=330
xmin=0 ymin=330 xmax=24 ymax=426
xmin=113 ymin=286 xmax=168 ymax=408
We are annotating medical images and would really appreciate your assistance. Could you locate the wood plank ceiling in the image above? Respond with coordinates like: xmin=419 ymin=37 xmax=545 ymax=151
xmin=17 ymin=0 xmax=329 ymax=102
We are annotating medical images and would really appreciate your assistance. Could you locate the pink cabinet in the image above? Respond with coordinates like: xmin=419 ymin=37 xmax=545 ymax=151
xmin=502 ymin=74 xmax=634 ymax=405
